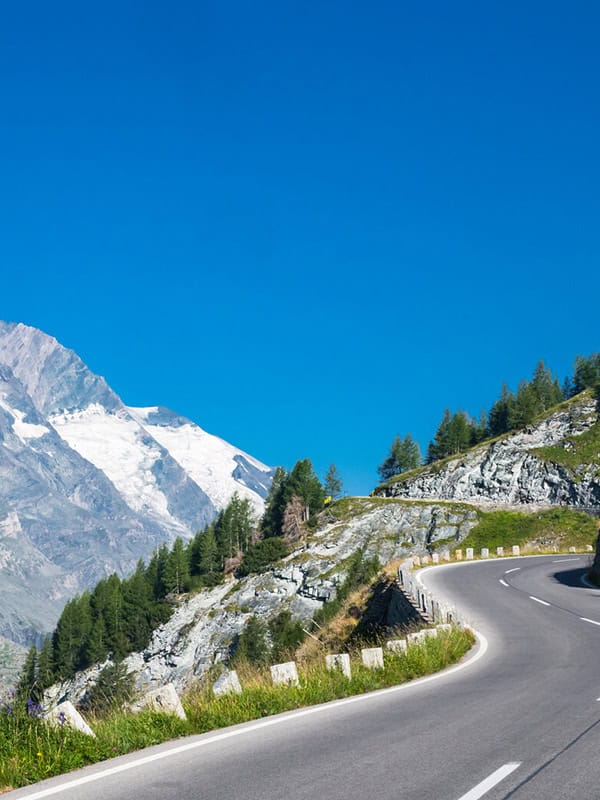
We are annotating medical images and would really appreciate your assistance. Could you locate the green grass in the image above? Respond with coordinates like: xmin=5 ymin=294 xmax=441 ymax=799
xmin=532 ymin=419 xmax=600 ymax=478
xmin=460 ymin=508 xmax=598 ymax=552
xmin=0 ymin=628 xmax=473 ymax=791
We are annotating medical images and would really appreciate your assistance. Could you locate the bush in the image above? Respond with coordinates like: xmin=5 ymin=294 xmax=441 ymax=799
xmin=233 ymin=616 xmax=270 ymax=665
xmin=81 ymin=662 xmax=135 ymax=717
xmin=237 ymin=538 xmax=288 ymax=577
xmin=269 ymin=611 xmax=305 ymax=659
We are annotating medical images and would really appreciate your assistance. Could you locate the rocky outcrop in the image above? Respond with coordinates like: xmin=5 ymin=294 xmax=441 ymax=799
xmin=48 ymin=499 xmax=478 ymax=702
xmin=376 ymin=395 xmax=599 ymax=507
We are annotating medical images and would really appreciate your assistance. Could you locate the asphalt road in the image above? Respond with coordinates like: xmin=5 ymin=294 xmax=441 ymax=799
xmin=10 ymin=555 xmax=600 ymax=800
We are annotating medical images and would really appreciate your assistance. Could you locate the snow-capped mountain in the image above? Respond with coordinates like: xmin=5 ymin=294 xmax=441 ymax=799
xmin=0 ymin=321 xmax=273 ymax=651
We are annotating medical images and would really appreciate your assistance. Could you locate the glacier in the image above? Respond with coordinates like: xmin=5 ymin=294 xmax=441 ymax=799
xmin=0 ymin=321 xmax=274 ymax=654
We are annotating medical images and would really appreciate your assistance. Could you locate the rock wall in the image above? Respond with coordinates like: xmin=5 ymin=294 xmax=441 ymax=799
xmin=376 ymin=396 xmax=599 ymax=507
xmin=46 ymin=499 xmax=479 ymax=702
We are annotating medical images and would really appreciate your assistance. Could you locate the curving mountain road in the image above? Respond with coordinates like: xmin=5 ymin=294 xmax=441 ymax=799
xmin=10 ymin=555 xmax=600 ymax=800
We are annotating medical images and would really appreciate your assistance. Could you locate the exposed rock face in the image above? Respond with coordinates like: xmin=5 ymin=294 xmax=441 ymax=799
xmin=49 ymin=499 xmax=478 ymax=702
xmin=0 ymin=321 xmax=273 ymax=655
xmin=376 ymin=396 xmax=599 ymax=507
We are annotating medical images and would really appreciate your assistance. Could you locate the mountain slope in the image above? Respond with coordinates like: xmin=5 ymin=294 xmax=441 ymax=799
xmin=375 ymin=392 xmax=600 ymax=506
xmin=0 ymin=321 xmax=273 ymax=651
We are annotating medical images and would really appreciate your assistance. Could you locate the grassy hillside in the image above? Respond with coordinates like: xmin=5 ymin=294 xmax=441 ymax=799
xmin=532 ymin=419 xmax=600 ymax=478
xmin=459 ymin=507 xmax=598 ymax=552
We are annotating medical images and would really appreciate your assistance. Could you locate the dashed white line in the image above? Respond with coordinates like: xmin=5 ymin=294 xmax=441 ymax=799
xmin=553 ymin=558 xmax=581 ymax=563
xmin=505 ymin=567 xmax=520 ymax=574
xmin=499 ymin=579 xmax=509 ymax=587
xmin=457 ymin=762 xmax=521 ymax=799
xmin=529 ymin=596 xmax=551 ymax=606
xmin=580 ymin=617 xmax=600 ymax=626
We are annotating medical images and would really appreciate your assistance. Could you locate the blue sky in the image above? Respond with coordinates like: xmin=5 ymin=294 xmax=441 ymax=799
xmin=1 ymin=2 xmax=598 ymax=495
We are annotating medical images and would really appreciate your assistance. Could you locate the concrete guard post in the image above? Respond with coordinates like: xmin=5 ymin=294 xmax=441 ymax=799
xmin=432 ymin=552 xmax=440 ymax=564
xmin=271 ymin=662 xmax=300 ymax=687
xmin=466 ymin=548 xmax=474 ymax=560
xmin=212 ymin=670 xmax=243 ymax=697
xmin=47 ymin=701 xmax=96 ymax=738
xmin=481 ymin=548 xmax=489 ymax=559
xmin=386 ymin=639 xmax=407 ymax=654
xmin=361 ymin=647 xmax=384 ymax=670
xmin=455 ymin=549 xmax=463 ymax=560
xmin=325 ymin=653 xmax=352 ymax=679
xmin=407 ymin=631 xmax=427 ymax=645
xmin=497 ymin=546 xmax=504 ymax=557
xmin=512 ymin=545 xmax=520 ymax=556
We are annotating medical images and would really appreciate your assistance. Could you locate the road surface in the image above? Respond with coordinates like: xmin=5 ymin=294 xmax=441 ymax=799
xmin=10 ymin=555 xmax=600 ymax=800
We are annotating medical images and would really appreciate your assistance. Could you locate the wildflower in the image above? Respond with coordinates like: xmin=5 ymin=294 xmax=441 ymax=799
xmin=57 ymin=711 xmax=66 ymax=726
xmin=37 ymin=752 xmax=43 ymax=759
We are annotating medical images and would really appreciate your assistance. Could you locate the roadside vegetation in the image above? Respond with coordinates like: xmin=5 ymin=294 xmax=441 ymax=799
xmin=1 ymin=626 xmax=473 ymax=791
xmin=458 ymin=507 xmax=598 ymax=553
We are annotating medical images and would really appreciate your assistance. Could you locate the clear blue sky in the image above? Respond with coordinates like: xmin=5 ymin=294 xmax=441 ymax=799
xmin=1 ymin=2 xmax=598 ymax=495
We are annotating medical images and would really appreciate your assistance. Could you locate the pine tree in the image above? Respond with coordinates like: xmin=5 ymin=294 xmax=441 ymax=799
xmin=37 ymin=636 xmax=54 ymax=689
xmin=17 ymin=645 xmax=39 ymax=701
xmin=378 ymin=435 xmax=421 ymax=479
xmin=573 ymin=353 xmax=600 ymax=393
xmin=261 ymin=466 xmax=288 ymax=538
xmin=164 ymin=538 xmax=190 ymax=595
xmin=488 ymin=384 xmax=515 ymax=437
xmin=324 ymin=464 xmax=343 ymax=499
xmin=285 ymin=459 xmax=325 ymax=519
xmin=198 ymin=526 xmax=219 ymax=575
xmin=427 ymin=409 xmax=452 ymax=463
xmin=85 ymin=617 xmax=108 ymax=665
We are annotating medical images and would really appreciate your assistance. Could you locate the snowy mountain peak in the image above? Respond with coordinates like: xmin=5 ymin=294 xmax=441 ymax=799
xmin=0 ymin=321 xmax=120 ymax=416
xmin=0 ymin=321 xmax=273 ymax=650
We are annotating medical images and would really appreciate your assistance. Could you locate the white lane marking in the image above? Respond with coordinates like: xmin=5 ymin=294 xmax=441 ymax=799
xmin=553 ymin=558 xmax=581 ymax=563
xmin=580 ymin=617 xmax=600 ymax=626
xmin=13 ymin=631 xmax=489 ymax=800
xmin=499 ymin=579 xmax=509 ymax=587
xmin=505 ymin=567 xmax=521 ymax=574
xmin=457 ymin=762 xmax=521 ymax=799
xmin=529 ymin=595 xmax=551 ymax=606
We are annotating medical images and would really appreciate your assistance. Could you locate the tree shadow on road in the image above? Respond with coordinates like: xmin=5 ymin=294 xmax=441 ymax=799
xmin=551 ymin=565 xmax=597 ymax=590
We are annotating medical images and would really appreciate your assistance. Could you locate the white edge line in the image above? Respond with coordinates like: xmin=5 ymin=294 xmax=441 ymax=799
xmin=457 ymin=762 xmax=521 ymax=800
xmin=505 ymin=567 xmax=521 ymax=574
xmin=13 ymin=630 xmax=490 ymax=800
xmin=499 ymin=579 xmax=509 ymax=587
xmin=529 ymin=595 xmax=551 ymax=606
xmin=580 ymin=617 xmax=600 ymax=626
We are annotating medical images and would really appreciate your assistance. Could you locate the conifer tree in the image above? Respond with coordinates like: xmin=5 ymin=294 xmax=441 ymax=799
xmin=198 ymin=526 xmax=219 ymax=575
xmin=17 ymin=645 xmax=39 ymax=701
xmin=164 ymin=537 xmax=190 ymax=595
xmin=261 ymin=466 xmax=288 ymax=538
xmin=324 ymin=464 xmax=343 ymax=499
xmin=85 ymin=617 xmax=108 ymax=665
xmin=37 ymin=636 xmax=54 ymax=689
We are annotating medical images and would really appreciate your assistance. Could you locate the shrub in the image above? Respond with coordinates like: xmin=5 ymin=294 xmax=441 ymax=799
xmin=81 ymin=662 xmax=135 ymax=717
xmin=237 ymin=538 xmax=288 ymax=576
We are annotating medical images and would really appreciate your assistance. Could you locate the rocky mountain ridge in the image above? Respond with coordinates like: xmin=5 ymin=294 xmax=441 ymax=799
xmin=375 ymin=392 xmax=600 ymax=507
xmin=54 ymin=392 xmax=598 ymax=699
xmin=0 ymin=321 xmax=273 ymax=656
